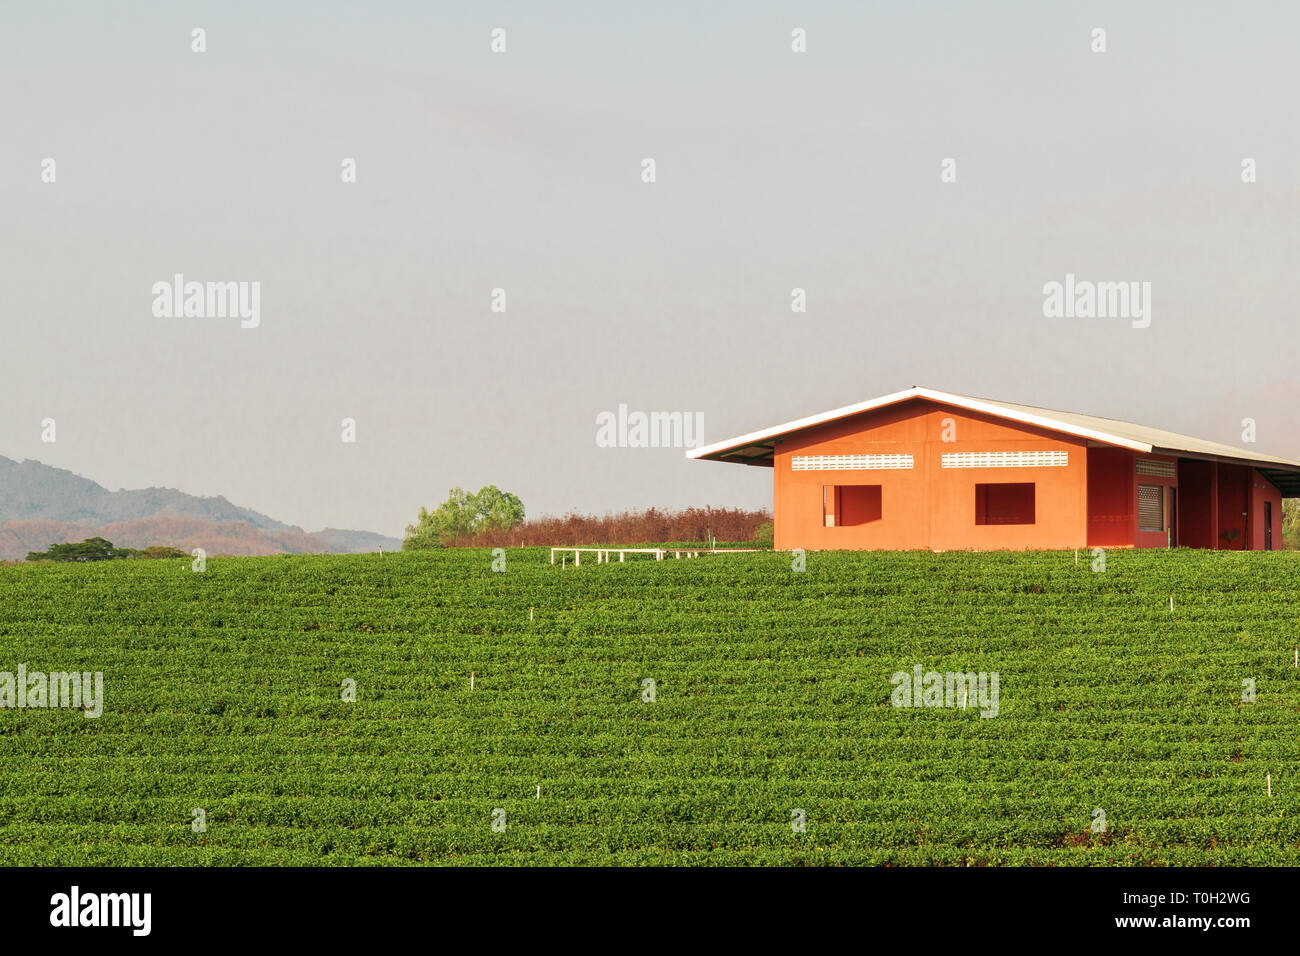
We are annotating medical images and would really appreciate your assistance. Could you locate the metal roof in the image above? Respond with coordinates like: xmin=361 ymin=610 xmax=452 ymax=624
xmin=688 ymin=386 xmax=1300 ymax=495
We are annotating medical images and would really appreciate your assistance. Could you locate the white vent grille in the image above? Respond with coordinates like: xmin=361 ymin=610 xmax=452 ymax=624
xmin=941 ymin=450 xmax=1068 ymax=469
xmin=1136 ymin=459 xmax=1176 ymax=477
xmin=1138 ymin=484 xmax=1165 ymax=531
xmin=792 ymin=453 xmax=913 ymax=471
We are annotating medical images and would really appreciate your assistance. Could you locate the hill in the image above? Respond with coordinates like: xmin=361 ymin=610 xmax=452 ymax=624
xmin=0 ymin=547 xmax=1295 ymax=865
xmin=0 ymin=456 xmax=400 ymax=559
xmin=310 ymin=528 xmax=402 ymax=554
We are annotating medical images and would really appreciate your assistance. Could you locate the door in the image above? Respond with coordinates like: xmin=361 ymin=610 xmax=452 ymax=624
xmin=1265 ymin=501 xmax=1273 ymax=551
xmin=1168 ymin=488 xmax=1177 ymax=547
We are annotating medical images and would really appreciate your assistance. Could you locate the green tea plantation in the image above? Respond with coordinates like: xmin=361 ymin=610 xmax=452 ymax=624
xmin=1 ymin=547 xmax=1297 ymax=865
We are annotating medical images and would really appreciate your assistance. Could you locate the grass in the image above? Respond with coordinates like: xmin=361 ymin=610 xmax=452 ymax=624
xmin=0 ymin=547 xmax=1297 ymax=865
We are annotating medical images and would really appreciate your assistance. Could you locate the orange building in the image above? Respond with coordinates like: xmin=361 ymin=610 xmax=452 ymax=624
xmin=689 ymin=387 xmax=1300 ymax=551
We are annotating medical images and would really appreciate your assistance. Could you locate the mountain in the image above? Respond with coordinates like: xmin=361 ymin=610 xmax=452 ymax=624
xmin=310 ymin=528 xmax=402 ymax=553
xmin=0 ymin=455 xmax=290 ymax=528
xmin=0 ymin=456 xmax=401 ymax=560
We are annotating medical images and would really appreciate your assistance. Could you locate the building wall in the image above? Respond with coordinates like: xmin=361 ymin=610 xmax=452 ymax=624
xmin=1133 ymin=454 xmax=1179 ymax=549
xmin=1178 ymin=460 xmax=1216 ymax=549
xmin=1172 ymin=460 xmax=1279 ymax=551
xmin=1250 ymin=470 xmax=1283 ymax=551
xmin=1217 ymin=464 xmax=1251 ymax=550
xmin=1086 ymin=449 xmax=1185 ymax=549
xmin=1086 ymin=447 xmax=1134 ymax=548
xmin=772 ymin=400 xmax=1088 ymax=551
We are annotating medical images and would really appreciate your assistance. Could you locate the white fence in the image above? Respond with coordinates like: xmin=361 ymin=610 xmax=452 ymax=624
xmin=550 ymin=547 xmax=766 ymax=566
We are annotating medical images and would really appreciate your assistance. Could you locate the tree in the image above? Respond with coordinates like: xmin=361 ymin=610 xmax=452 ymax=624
xmin=404 ymin=487 xmax=477 ymax=549
xmin=472 ymin=485 xmax=526 ymax=532
xmin=404 ymin=486 xmax=526 ymax=549
xmin=1283 ymin=498 xmax=1300 ymax=550
xmin=26 ymin=537 xmax=130 ymax=562
xmin=134 ymin=546 xmax=189 ymax=559
xmin=25 ymin=538 xmax=189 ymax=562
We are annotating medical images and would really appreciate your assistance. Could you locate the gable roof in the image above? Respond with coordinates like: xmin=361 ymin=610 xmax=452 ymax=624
xmin=688 ymin=386 xmax=1300 ymax=495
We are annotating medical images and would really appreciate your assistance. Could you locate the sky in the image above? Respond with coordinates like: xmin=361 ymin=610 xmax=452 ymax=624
xmin=2 ymin=1 xmax=1297 ymax=537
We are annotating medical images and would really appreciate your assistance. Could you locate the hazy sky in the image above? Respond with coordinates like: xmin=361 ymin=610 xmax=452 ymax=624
xmin=2 ymin=2 xmax=1297 ymax=536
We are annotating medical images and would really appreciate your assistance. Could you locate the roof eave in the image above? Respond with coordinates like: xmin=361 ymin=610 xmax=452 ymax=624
xmin=688 ymin=387 xmax=1155 ymax=461
xmin=1150 ymin=447 xmax=1300 ymax=476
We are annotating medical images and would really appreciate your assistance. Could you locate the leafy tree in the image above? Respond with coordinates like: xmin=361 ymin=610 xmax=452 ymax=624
xmin=404 ymin=487 xmax=476 ymax=549
xmin=27 ymin=537 xmax=131 ymax=562
xmin=25 ymin=538 xmax=189 ymax=562
xmin=404 ymin=486 xmax=525 ymax=549
xmin=134 ymin=546 xmax=190 ymax=559
xmin=1283 ymin=499 xmax=1300 ymax=550
xmin=473 ymin=485 xmax=526 ymax=532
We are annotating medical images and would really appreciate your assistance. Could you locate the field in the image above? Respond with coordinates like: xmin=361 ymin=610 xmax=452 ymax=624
xmin=1 ymin=547 xmax=1298 ymax=865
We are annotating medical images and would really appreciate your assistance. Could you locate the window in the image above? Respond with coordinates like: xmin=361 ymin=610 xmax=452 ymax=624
xmin=824 ymin=485 xmax=882 ymax=527
xmin=942 ymin=450 xmax=1067 ymax=468
xmin=975 ymin=483 xmax=1035 ymax=525
xmin=1136 ymin=459 xmax=1175 ymax=477
xmin=794 ymin=454 xmax=912 ymax=471
xmin=1138 ymin=484 xmax=1165 ymax=532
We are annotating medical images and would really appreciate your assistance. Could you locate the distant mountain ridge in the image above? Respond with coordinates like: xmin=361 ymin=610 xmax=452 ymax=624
xmin=0 ymin=456 xmax=401 ymax=560
xmin=0 ymin=455 xmax=291 ymax=528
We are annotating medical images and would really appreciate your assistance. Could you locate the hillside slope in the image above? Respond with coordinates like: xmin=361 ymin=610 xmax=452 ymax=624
xmin=0 ymin=455 xmax=288 ymax=528
xmin=0 ymin=456 xmax=400 ymax=558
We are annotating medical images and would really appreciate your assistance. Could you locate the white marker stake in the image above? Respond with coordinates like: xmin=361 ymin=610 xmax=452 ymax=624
xmin=1170 ymin=596 xmax=1174 ymax=613
xmin=1267 ymin=774 xmax=1272 ymax=797
xmin=471 ymin=671 xmax=475 ymax=692
xmin=529 ymin=607 xmax=534 ymax=622
xmin=1294 ymin=647 xmax=1297 ymax=668
xmin=536 ymin=785 xmax=540 ymax=800
xmin=1075 ymin=550 xmax=1078 ymax=565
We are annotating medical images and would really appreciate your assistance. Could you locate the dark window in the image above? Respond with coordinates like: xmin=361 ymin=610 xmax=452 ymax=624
xmin=975 ymin=483 xmax=1035 ymax=525
xmin=1138 ymin=484 xmax=1165 ymax=532
xmin=825 ymin=485 xmax=882 ymax=527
